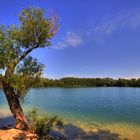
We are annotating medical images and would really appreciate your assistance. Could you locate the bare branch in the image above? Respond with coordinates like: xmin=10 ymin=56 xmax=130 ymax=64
xmin=49 ymin=12 xmax=60 ymax=37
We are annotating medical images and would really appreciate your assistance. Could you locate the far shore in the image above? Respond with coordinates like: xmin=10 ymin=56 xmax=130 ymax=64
xmin=1 ymin=77 xmax=140 ymax=88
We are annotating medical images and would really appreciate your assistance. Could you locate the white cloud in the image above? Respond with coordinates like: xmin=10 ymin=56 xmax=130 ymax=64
xmin=53 ymin=10 xmax=140 ymax=47
xmin=53 ymin=32 xmax=83 ymax=49
xmin=87 ymin=10 xmax=140 ymax=39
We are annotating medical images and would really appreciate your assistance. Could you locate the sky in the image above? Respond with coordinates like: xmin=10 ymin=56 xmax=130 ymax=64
xmin=0 ymin=0 xmax=140 ymax=79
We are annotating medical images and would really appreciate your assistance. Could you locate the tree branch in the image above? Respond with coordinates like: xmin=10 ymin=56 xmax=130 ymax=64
xmin=15 ymin=45 xmax=39 ymax=65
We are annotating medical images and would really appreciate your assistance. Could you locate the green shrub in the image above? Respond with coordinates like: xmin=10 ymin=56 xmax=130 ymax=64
xmin=27 ymin=108 xmax=64 ymax=138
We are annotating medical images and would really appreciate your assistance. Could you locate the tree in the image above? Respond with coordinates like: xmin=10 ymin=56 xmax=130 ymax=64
xmin=0 ymin=7 xmax=59 ymax=130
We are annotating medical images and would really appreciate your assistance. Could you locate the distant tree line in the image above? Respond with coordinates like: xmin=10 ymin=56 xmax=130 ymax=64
xmin=1 ymin=77 xmax=140 ymax=88
xmin=30 ymin=77 xmax=140 ymax=88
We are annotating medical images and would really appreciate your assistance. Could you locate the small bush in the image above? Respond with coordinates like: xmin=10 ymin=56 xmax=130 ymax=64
xmin=27 ymin=108 xmax=64 ymax=139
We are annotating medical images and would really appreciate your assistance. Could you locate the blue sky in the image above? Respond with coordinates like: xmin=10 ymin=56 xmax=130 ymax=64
xmin=1 ymin=0 xmax=140 ymax=79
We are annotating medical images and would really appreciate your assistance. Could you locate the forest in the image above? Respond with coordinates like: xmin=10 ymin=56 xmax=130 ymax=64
xmin=29 ymin=77 xmax=140 ymax=88
xmin=1 ymin=76 xmax=140 ymax=88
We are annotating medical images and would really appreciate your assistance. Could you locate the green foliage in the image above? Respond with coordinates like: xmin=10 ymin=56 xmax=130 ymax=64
xmin=27 ymin=108 xmax=64 ymax=139
xmin=0 ymin=7 xmax=59 ymax=97
xmin=2 ymin=76 xmax=140 ymax=88
xmin=18 ymin=7 xmax=56 ymax=48
xmin=0 ymin=7 xmax=59 ymax=66
xmin=16 ymin=56 xmax=44 ymax=76
xmin=32 ymin=77 xmax=140 ymax=88
xmin=13 ymin=56 xmax=44 ymax=97
xmin=1 ymin=56 xmax=44 ymax=97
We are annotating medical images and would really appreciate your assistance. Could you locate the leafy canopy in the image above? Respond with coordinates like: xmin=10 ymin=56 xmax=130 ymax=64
xmin=0 ymin=7 xmax=59 ymax=97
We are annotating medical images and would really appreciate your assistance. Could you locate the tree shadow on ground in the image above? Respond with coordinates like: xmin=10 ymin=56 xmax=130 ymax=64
xmin=0 ymin=116 xmax=14 ymax=129
xmin=61 ymin=123 xmax=129 ymax=140
xmin=0 ymin=118 xmax=129 ymax=140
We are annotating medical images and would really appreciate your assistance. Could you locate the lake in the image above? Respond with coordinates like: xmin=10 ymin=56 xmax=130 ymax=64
xmin=0 ymin=87 xmax=140 ymax=139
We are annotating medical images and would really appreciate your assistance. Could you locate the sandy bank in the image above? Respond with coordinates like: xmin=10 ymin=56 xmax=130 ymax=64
xmin=0 ymin=129 xmax=37 ymax=140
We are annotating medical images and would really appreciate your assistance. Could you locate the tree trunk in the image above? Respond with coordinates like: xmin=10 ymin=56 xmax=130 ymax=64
xmin=2 ymin=82 xmax=30 ymax=131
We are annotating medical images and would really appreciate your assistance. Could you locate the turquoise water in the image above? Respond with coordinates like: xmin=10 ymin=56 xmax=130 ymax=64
xmin=0 ymin=87 xmax=140 ymax=125
xmin=1 ymin=87 xmax=140 ymax=139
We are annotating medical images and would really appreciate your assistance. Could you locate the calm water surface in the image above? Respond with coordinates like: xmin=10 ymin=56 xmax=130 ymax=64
xmin=0 ymin=87 xmax=140 ymax=139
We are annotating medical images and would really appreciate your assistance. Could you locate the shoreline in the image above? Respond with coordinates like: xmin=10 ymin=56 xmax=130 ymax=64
xmin=0 ymin=110 xmax=140 ymax=140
